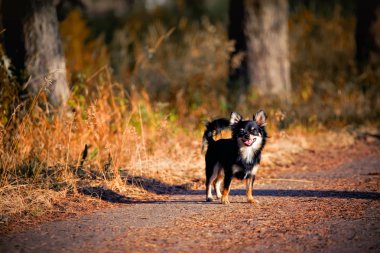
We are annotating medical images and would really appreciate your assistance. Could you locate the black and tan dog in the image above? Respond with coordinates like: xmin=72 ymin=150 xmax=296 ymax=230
xmin=202 ymin=110 xmax=267 ymax=204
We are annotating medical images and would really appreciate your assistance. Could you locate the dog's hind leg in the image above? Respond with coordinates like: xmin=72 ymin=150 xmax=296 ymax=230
xmin=206 ymin=163 xmax=219 ymax=202
xmin=214 ymin=169 xmax=224 ymax=199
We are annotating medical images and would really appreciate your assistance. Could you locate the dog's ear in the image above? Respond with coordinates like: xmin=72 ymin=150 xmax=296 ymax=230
xmin=230 ymin=112 xmax=242 ymax=125
xmin=254 ymin=110 xmax=267 ymax=127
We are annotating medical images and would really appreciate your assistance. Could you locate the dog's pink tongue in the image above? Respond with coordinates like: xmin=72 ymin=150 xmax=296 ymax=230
xmin=244 ymin=139 xmax=253 ymax=146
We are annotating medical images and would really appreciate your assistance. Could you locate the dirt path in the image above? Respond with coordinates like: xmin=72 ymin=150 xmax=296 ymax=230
xmin=1 ymin=141 xmax=379 ymax=253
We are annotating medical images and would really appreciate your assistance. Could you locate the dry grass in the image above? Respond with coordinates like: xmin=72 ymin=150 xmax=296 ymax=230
xmin=0 ymin=7 xmax=379 ymax=232
xmin=0 ymin=66 xmax=203 ymax=230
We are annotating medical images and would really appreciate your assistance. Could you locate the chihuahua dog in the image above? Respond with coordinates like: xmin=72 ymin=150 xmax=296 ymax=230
xmin=202 ymin=110 xmax=267 ymax=204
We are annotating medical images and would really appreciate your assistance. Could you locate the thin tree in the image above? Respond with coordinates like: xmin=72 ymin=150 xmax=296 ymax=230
xmin=2 ymin=0 xmax=69 ymax=107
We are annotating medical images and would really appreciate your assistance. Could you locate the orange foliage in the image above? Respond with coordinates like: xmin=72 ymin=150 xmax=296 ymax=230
xmin=60 ymin=10 xmax=109 ymax=78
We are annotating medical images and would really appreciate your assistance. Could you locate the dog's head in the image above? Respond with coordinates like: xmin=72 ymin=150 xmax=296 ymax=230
xmin=230 ymin=110 xmax=267 ymax=149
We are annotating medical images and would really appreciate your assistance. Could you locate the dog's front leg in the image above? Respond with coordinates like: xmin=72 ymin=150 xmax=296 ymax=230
xmin=246 ymin=165 xmax=259 ymax=203
xmin=246 ymin=175 xmax=256 ymax=203
xmin=221 ymin=171 xmax=232 ymax=204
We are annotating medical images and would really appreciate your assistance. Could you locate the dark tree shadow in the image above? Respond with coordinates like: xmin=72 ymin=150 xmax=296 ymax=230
xmin=124 ymin=176 xmax=192 ymax=195
xmin=78 ymin=186 xmax=212 ymax=205
xmin=79 ymin=182 xmax=380 ymax=205
xmin=78 ymin=173 xmax=380 ymax=204
xmin=78 ymin=186 xmax=133 ymax=203
xmin=256 ymin=189 xmax=380 ymax=200
xmin=187 ymin=189 xmax=380 ymax=200
xmin=78 ymin=175 xmax=196 ymax=204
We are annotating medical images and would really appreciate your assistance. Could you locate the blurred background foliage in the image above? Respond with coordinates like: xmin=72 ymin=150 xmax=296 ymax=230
xmin=1 ymin=0 xmax=380 ymax=131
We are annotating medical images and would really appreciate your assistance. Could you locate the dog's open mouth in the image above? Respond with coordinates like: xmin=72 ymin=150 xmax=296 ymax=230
xmin=243 ymin=138 xmax=256 ymax=146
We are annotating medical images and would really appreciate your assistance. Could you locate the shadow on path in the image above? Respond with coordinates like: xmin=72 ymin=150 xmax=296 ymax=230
xmin=78 ymin=176 xmax=191 ymax=203
xmin=79 ymin=185 xmax=380 ymax=205
xmin=79 ymin=187 xmax=134 ymax=204
xmin=218 ymin=189 xmax=380 ymax=200
xmin=124 ymin=176 xmax=191 ymax=194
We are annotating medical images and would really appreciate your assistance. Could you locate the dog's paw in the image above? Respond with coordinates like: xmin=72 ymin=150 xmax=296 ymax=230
xmin=247 ymin=197 xmax=260 ymax=204
xmin=221 ymin=196 xmax=230 ymax=204
xmin=206 ymin=197 xmax=214 ymax=202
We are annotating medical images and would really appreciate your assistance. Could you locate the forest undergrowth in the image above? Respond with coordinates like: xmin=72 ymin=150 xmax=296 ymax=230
xmin=0 ymin=7 xmax=379 ymax=230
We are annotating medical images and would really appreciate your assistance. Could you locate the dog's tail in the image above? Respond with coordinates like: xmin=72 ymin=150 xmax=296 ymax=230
xmin=202 ymin=118 xmax=231 ymax=152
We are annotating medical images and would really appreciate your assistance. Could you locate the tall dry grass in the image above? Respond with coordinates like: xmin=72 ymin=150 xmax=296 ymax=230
xmin=0 ymin=68 xmax=202 ymax=223
xmin=0 ymin=7 xmax=379 ymax=225
xmin=0 ymin=11 xmax=206 ymax=223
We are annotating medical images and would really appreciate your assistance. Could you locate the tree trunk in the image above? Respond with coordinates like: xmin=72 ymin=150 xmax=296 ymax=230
xmin=228 ymin=0 xmax=249 ymax=98
xmin=244 ymin=0 xmax=291 ymax=98
xmin=2 ymin=0 xmax=69 ymax=107
xmin=355 ymin=0 xmax=380 ymax=69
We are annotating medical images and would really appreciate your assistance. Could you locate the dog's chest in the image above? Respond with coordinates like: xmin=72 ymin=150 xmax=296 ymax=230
xmin=239 ymin=146 xmax=256 ymax=164
xmin=232 ymin=163 xmax=259 ymax=179
xmin=231 ymin=146 xmax=260 ymax=179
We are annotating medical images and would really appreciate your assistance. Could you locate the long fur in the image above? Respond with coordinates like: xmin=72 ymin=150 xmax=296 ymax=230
xmin=203 ymin=110 xmax=268 ymax=203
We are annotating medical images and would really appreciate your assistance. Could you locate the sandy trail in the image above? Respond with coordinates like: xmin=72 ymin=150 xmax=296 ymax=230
xmin=0 ymin=141 xmax=379 ymax=253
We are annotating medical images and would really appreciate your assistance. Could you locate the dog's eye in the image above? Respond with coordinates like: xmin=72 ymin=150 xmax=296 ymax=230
xmin=239 ymin=129 xmax=245 ymax=135
xmin=251 ymin=129 xmax=258 ymax=135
